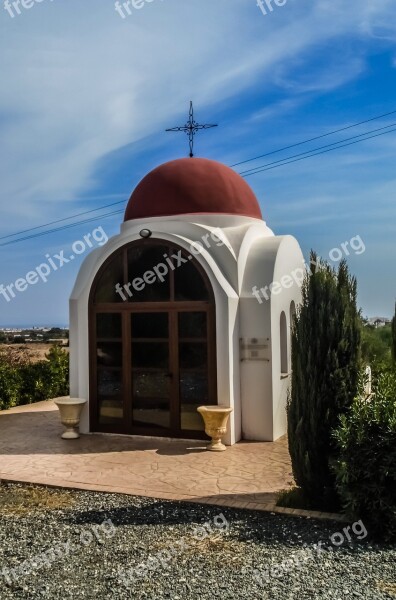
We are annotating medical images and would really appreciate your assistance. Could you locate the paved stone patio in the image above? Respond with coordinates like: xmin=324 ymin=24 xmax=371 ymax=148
xmin=0 ymin=400 xmax=294 ymax=512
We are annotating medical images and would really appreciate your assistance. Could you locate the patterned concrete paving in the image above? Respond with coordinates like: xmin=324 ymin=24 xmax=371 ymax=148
xmin=0 ymin=400 xmax=294 ymax=511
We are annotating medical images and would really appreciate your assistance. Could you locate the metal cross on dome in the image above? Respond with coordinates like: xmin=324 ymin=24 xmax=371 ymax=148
xmin=166 ymin=101 xmax=218 ymax=157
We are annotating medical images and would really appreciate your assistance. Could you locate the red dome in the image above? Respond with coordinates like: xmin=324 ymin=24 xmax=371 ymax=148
xmin=124 ymin=158 xmax=262 ymax=221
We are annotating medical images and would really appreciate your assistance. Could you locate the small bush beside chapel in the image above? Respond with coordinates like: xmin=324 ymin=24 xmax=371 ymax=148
xmin=0 ymin=346 xmax=69 ymax=411
xmin=333 ymin=370 xmax=396 ymax=541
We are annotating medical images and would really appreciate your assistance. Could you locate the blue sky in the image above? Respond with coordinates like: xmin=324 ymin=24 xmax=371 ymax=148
xmin=0 ymin=0 xmax=395 ymax=326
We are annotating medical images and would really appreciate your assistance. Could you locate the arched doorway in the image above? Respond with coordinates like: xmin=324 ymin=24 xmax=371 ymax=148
xmin=89 ymin=239 xmax=217 ymax=439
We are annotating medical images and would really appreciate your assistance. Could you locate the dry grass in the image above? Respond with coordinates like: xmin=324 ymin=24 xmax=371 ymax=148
xmin=151 ymin=533 xmax=251 ymax=563
xmin=377 ymin=582 xmax=396 ymax=597
xmin=0 ymin=482 xmax=75 ymax=516
xmin=0 ymin=344 xmax=69 ymax=366
xmin=191 ymin=535 xmax=251 ymax=558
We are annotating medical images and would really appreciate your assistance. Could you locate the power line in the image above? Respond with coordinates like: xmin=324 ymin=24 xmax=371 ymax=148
xmin=239 ymin=122 xmax=396 ymax=176
xmin=0 ymin=209 xmax=123 ymax=247
xmin=3 ymin=108 xmax=396 ymax=246
xmin=231 ymin=108 xmax=396 ymax=167
xmin=241 ymin=126 xmax=396 ymax=178
xmin=0 ymin=199 xmax=127 ymax=242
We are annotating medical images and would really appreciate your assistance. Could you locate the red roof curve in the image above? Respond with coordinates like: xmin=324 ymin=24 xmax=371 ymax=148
xmin=124 ymin=157 xmax=263 ymax=221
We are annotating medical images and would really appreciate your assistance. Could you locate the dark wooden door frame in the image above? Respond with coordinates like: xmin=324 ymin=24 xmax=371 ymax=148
xmin=88 ymin=240 xmax=217 ymax=439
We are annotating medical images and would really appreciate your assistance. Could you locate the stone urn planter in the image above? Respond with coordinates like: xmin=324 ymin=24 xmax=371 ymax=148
xmin=54 ymin=397 xmax=87 ymax=439
xmin=197 ymin=406 xmax=233 ymax=452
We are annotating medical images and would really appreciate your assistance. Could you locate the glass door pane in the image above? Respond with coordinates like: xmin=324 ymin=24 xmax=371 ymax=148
xmin=97 ymin=369 xmax=123 ymax=425
xmin=131 ymin=313 xmax=171 ymax=429
xmin=178 ymin=312 xmax=211 ymax=431
xmin=94 ymin=253 xmax=124 ymax=303
xmin=127 ymin=245 xmax=171 ymax=302
xmin=96 ymin=313 xmax=124 ymax=425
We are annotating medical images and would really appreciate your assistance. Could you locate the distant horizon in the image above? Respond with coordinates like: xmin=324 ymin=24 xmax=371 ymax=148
xmin=0 ymin=314 xmax=393 ymax=329
xmin=0 ymin=325 xmax=69 ymax=330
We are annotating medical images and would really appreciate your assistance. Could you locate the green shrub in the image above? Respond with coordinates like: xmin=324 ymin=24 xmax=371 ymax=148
xmin=19 ymin=362 xmax=52 ymax=405
xmin=0 ymin=346 xmax=69 ymax=410
xmin=361 ymin=322 xmax=392 ymax=367
xmin=333 ymin=370 xmax=396 ymax=541
xmin=42 ymin=346 xmax=69 ymax=398
xmin=276 ymin=487 xmax=307 ymax=510
xmin=0 ymin=364 xmax=22 ymax=410
xmin=287 ymin=254 xmax=361 ymax=511
xmin=19 ymin=347 xmax=69 ymax=404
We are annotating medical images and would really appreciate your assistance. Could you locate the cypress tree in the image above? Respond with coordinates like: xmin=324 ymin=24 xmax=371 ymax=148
xmin=287 ymin=252 xmax=361 ymax=510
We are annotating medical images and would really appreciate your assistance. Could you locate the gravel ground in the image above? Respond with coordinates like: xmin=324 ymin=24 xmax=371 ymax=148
xmin=0 ymin=483 xmax=394 ymax=600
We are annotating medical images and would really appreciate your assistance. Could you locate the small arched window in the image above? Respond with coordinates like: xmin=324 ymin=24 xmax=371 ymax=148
xmin=280 ymin=311 xmax=288 ymax=375
xmin=92 ymin=241 xmax=211 ymax=304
